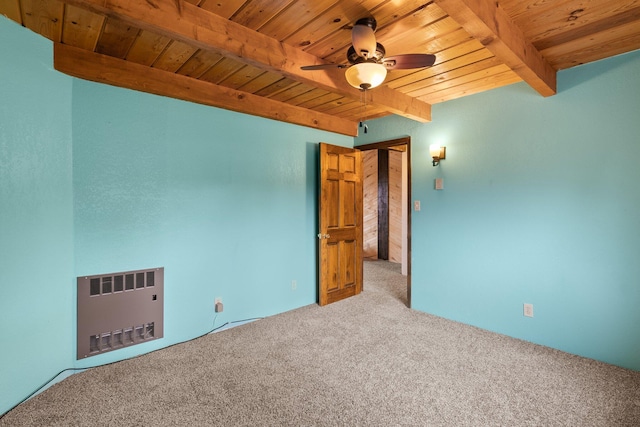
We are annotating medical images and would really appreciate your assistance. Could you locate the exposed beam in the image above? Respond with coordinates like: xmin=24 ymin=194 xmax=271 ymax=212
xmin=54 ymin=43 xmax=358 ymax=137
xmin=64 ymin=0 xmax=432 ymax=122
xmin=434 ymin=0 xmax=556 ymax=97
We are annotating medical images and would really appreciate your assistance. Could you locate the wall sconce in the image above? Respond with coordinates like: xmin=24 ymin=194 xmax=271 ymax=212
xmin=429 ymin=144 xmax=446 ymax=166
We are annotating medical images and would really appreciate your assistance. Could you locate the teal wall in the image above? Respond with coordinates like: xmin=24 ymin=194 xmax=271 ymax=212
xmin=71 ymin=79 xmax=350 ymax=367
xmin=0 ymin=19 xmax=74 ymax=413
xmin=0 ymin=16 xmax=351 ymax=415
xmin=356 ymin=50 xmax=640 ymax=370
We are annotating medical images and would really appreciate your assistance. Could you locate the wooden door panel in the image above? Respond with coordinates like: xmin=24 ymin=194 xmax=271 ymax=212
xmin=318 ymin=143 xmax=363 ymax=306
xmin=326 ymin=180 xmax=339 ymax=228
xmin=327 ymin=152 xmax=339 ymax=171
xmin=342 ymin=180 xmax=356 ymax=227
xmin=326 ymin=242 xmax=339 ymax=292
xmin=342 ymin=240 xmax=356 ymax=286
xmin=341 ymin=153 xmax=356 ymax=173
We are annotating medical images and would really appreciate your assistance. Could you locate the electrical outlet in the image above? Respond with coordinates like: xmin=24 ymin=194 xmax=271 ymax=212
xmin=214 ymin=297 xmax=224 ymax=313
xmin=523 ymin=303 xmax=534 ymax=318
xmin=291 ymin=280 xmax=297 ymax=290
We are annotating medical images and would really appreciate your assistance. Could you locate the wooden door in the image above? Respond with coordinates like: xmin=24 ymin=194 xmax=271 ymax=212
xmin=318 ymin=143 xmax=363 ymax=306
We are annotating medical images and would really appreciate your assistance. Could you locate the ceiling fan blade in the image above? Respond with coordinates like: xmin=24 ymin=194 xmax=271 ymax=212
xmin=383 ymin=54 xmax=436 ymax=70
xmin=352 ymin=18 xmax=377 ymax=59
xmin=300 ymin=64 xmax=349 ymax=71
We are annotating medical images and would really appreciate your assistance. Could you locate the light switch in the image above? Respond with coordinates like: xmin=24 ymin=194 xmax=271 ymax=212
xmin=435 ymin=178 xmax=444 ymax=190
xmin=414 ymin=200 xmax=421 ymax=211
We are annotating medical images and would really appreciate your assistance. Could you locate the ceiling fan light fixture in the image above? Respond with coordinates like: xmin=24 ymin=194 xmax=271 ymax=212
xmin=345 ymin=62 xmax=387 ymax=90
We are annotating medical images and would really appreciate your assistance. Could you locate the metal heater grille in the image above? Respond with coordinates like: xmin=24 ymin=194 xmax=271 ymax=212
xmin=77 ymin=267 xmax=164 ymax=359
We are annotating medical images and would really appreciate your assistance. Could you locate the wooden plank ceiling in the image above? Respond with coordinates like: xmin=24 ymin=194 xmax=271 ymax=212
xmin=3 ymin=0 xmax=640 ymax=136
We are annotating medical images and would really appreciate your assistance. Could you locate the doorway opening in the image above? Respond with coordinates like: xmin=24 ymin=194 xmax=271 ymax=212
xmin=357 ymin=137 xmax=412 ymax=307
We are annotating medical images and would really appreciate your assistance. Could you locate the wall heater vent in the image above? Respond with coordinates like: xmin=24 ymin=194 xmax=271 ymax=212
xmin=77 ymin=267 xmax=164 ymax=359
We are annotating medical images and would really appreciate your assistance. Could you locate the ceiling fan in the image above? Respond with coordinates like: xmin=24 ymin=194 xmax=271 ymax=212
xmin=301 ymin=17 xmax=436 ymax=90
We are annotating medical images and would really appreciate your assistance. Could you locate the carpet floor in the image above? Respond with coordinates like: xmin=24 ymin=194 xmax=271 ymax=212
xmin=1 ymin=260 xmax=639 ymax=426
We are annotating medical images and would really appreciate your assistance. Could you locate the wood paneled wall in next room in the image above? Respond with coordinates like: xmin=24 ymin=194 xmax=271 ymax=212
xmin=363 ymin=150 xmax=379 ymax=259
xmin=363 ymin=148 xmax=406 ymax=264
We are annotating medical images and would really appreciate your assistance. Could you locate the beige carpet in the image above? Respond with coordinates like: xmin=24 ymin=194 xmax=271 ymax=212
xmin=2 ymin=260 xmax=639 ymax=426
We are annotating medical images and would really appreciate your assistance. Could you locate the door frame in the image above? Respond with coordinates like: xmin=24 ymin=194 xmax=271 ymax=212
xmin=356 ymin=137 xmax=412 ymax=307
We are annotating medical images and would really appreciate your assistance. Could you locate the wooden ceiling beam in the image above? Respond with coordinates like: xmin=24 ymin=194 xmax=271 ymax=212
xmin=434 ymin=0 xmax=556 ymax=97
xmin=63 ymin=0 xmax=432 ymax=123
xmin=53 ymin=43 xmax=359 ymax=136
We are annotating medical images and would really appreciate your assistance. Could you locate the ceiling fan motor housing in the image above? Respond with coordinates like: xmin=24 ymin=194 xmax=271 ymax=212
xmin=347 ymin=43 xmax=386 ymax=64
xmin=354 ymin=17 xmax=377 ymax=31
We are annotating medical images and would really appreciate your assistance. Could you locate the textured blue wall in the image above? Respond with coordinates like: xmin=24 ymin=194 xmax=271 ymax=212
xmin=0 ymin=19 xmax=74 ymax=413
xmin=71 ymin=79 xmax=351 ymax=367
xmin=0 ymin=15 xmax=351 ymax=414
xmin=356 ymin=50 xmax=640 ymax=370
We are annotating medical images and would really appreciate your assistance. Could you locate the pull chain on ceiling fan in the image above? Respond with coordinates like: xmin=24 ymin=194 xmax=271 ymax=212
xmin=301 ymin=17 xmax=436 ymax=90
